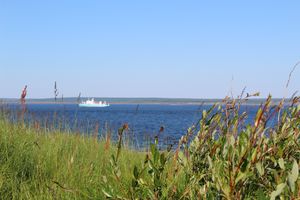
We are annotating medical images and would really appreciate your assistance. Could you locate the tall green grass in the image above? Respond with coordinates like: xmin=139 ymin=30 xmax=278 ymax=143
xmin=0 ymin=116 xmax=145 ymax=199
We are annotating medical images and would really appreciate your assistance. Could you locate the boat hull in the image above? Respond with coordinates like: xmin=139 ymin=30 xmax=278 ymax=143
xmin=78 ymin=104 xmax=109 ymax=108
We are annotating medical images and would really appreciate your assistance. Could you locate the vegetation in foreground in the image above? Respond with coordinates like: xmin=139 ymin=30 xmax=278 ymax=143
xmin=0 ymin=95 xmax=300 ymax=199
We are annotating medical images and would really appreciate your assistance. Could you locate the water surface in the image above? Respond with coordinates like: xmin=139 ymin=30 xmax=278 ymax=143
xmin=5 ymin=103 xmax=263 ymax=148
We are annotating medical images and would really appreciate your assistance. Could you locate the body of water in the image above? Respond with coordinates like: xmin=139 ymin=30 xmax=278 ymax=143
xmin=5 ymin=103 xmax=263 ymax=148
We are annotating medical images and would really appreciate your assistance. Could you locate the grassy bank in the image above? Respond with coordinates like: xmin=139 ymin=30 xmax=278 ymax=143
xmin=0 ymin=117 xmax=146 ymax=199
xmin=0 ymin=95 xmax=300 ymax=199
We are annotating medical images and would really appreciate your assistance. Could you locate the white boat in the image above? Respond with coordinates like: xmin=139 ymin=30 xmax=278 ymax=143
xmin=79 ymin=98 xmax=110 ymax=107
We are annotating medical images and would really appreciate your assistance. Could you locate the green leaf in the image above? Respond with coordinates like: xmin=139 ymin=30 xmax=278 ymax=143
xmin=110 ymin=155 xmax=116 ymax=165
xmin=160 ymin=153 xmax=166 ymax=165
xmin=102 ymin=176 xmax=107 ymax=184
xmin=251 ymin=148 xmax=257 ymax=162
xmin=148 ymin=169 xmax=154 ymax=174
xmin=241 ymin=158 xmax=249 ymax=172
xmin=116 ymin=168 xmax=121 ymax=178
xmin=139 ymin=178 xmax=146 ymax=185
xmin=278 ymin=158 xmax=285 ymax=170
xmin=255 ymin=108 xmax=263 ymax=126
xmin=270 ymin=183 xmax=286 ymax=200
xmin=133 ymin=165 xmax=139 ymax=179
xmin=102 ymin=189 xmax=113 ymax=198
xmin=208 ymin=155 xmax=213 ymax=169
xmin=235 ymin=171 xmax=252 ymax=185
xmin=221 ymin=184 xmax=231 ymax=199
xmin=202 ymin=110 xmax=207 ymax=119
xmin=291 ymin=159 xmax=299 ymax=182
xmin=288 ymin=159 xmax=299 ymax=192
xmin=154 ymin=175 xmax=161 ymax=187
xmin=149 ymin=160 xmax=159 ymax=174
xmin=297 ymin=104 xmax=300 ymax=112
xmin=256 ymin=162 xmax=264 ymax=176
xmin=150 ymin=143 xmax=159 ymax=164
xmin=131 ymin=179 xmax=138 ymax=188
xmin=288 ymin=175 xmax=295 ymax=193
xmin=150 ymin=143 xmax=156 ymax=156
xmin=222 ymin=142 xmax=228 ymax=158
xmin=255 ymin=189 xmax=268 ymax=200
xmin=229 ymin=135 xmax=235 ymax=147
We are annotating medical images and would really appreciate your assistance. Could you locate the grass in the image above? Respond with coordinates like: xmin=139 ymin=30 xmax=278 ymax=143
xmin=0 ymin=116 xmax=145 ymax=199
xmin=0 ymin=95 xmax=300 ymax=199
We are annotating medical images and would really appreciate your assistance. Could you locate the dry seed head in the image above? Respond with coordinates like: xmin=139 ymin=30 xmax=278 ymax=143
xmin=123 ymin=123 xmax=129 ymax=130
xmin=159 ymin=126 xmax=164 ymax=133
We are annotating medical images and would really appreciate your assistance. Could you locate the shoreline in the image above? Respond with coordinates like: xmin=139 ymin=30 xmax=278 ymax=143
xmin=0 ymin=97 xmax=290 ymax=106
xmin=0 ymin=100 xmax=283 ymax=106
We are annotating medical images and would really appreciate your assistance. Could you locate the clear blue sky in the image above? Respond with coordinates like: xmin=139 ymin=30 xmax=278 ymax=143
xmin=0 ymin=1 xmax=299 ymax=98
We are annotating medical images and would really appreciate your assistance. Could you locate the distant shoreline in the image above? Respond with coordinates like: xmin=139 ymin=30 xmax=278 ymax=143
xmin=0 ymin=99 xmax=287 ymax=106
xmin=2 ymin=101 xmax=216 ymax=105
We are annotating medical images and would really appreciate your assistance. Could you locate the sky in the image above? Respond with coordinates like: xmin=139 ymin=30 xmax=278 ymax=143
xmin=0 ymin=1 xmax=300 ymax=99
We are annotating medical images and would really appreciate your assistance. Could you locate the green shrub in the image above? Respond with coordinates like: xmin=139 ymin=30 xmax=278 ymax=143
xmin=103 ymin=96 xmax=300 ymax=199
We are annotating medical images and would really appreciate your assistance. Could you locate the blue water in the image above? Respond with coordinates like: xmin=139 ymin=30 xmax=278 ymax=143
xmin=4 ymin=103 xmax=262 ymax=148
